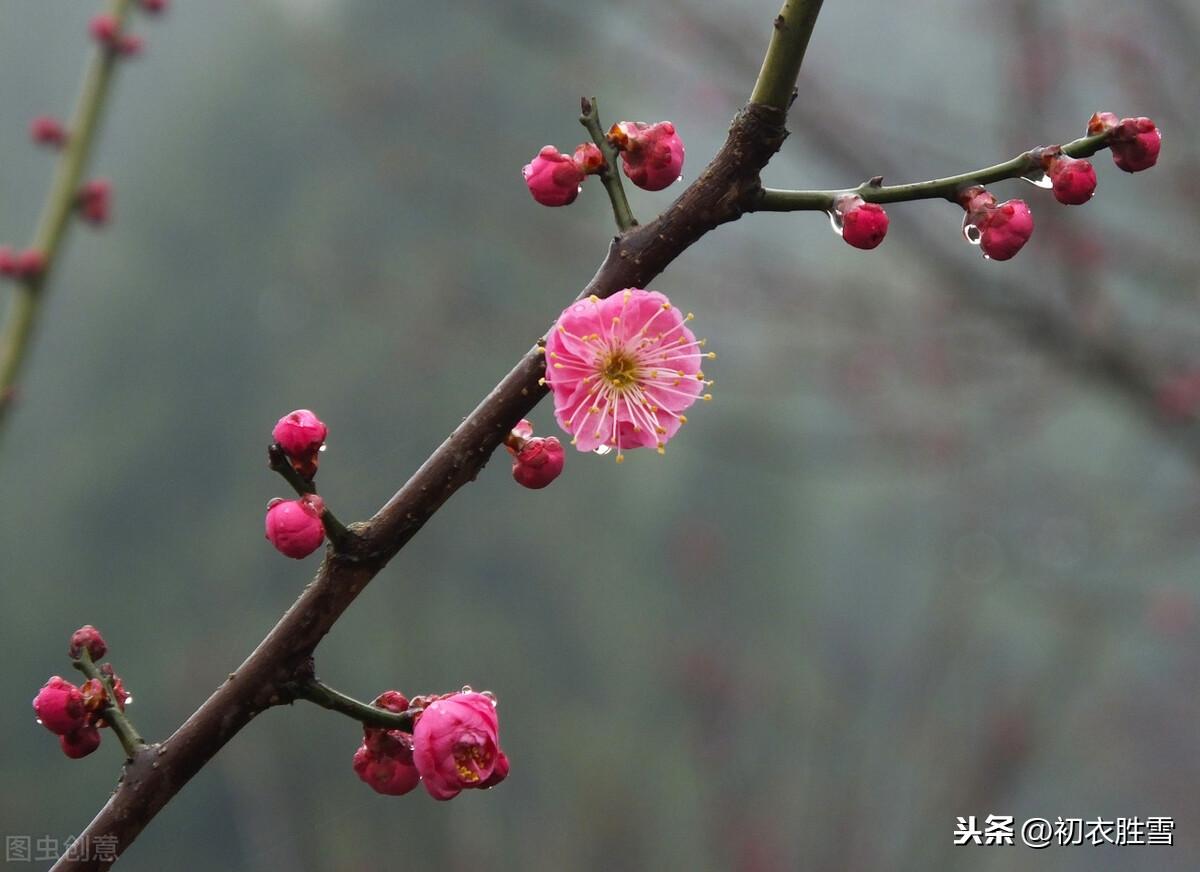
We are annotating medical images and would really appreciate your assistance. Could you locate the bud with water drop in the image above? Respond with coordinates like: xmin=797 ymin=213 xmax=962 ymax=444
xmin=831 ymin=194 xmax=889 ymax=250
xmin=523 ymin=146 xmax=586 ymax=207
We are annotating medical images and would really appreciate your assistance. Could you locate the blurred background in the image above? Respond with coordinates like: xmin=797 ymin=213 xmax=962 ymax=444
xmin=2 ymin=1 xmax=1198 ymax=869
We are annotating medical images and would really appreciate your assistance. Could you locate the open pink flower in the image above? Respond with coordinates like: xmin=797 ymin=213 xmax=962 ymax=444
xmin=543 ymin=289 xmax=713 ymax=461
xmin=412 ymin=692 xmax=507 ymax=801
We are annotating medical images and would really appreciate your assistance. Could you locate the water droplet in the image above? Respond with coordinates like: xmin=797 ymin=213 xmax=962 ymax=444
xmin=481 ymin=690 xmax=497 ymax=706
xmin=124 ymin=695 xmax=134 ymax=705
xmin=318 ymin=444 xmax=327 ymax=453
xmin=460 ymin=685 xmax=473 ymax=694
xmin=961 ymin=217 xmax=982 ymax=245
xmin=35 ymin=718 xmax=43 ymax=726
xmin=1020 ymin=170 xmax=1053 ymax=189
xmin=826 ymin=208 xmax=844 ymax=237
xmin=593 ymin=444 xmax=612 ymax=456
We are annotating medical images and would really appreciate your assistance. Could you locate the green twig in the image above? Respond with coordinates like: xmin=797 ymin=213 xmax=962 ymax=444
xmin=292 ymin=677 xmax=414 ymax=731
xmin=755 ymin=132 xmax=1112 ymax=212
xmin=749 ymin=0 xmax=826 ymax=112
xmin=73 ymin=649 xmax=146 ymax=758
xmin=579 ymin=97 xmax=637 ymax=233
xmin=267 ymin=443 xmax=352 ymax=545
xmin=0 ymin=0 xmax=136 ymax=442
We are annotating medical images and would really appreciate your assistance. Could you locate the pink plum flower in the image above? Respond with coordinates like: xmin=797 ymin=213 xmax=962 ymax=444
xmin=1045 ymin=154 xmax=1097 ymax=205
xmin=264 ymin=494 xmax=326 ymax=558
xmin=543 ymin=289 xmax=713 ymax=461
xmin=272 ymin=408 xmax=328 ymax=478
xmin=412 ymin=692 xmax=508 ymax=801
xmin=523 ymin=146 xmax=585 ymax=207
xmin=608 ymin=121 xmax=685 ymax=191
xmin=33 ymin=676 xmax=86 ymax=736
xmin=834 ymin=194 xmax=889 ymax=249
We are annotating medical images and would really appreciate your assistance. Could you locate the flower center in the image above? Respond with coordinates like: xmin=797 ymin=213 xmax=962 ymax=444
xmin=453 ymin=741 xmax=493 ymax=783
xmin=601 ymin=350 xmax=639 ymax=391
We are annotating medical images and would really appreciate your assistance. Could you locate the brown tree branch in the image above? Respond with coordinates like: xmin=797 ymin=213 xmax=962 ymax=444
xmin=51 ymin=3 xmax=822 ymax=868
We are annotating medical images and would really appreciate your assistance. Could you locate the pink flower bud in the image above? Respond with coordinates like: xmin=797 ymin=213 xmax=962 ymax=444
xmin=141 ymin=0 xmax=169 ymax=14
xmin=835 ymin=195 xmax=889 ymax=250
xmin=1109 ymin=116 xmax=1161 ymax=173
xmin=503 ymin=419 xmax=535 ymax=456
xmin=77 ymin=179 xmax=112 ymax=226
xmin=412 ymin=691 xmax=506 ymax=800
xmin=265 ymin=494 xmax=326 ymax=559
xmin=609 ymin=121 xmax=685 ymax=191
xmin=1046 ymin=155 xmax=1097 ymax=205
xmin=373 ymin=690 xmax=409 ymax=713
xmin=89 ymin=15 xmax=119 ymax=45
xmin=0 ymin=247 xmax=16 ymax=277
xmin=117 ymin=35 xmax=145 ymax=57
xmin=29 ymin=116 xmax=68 ymax=148
xmin=1087 ymin=111 xmax=1119 ymax=136
xmin=60 ymin=724 xmax=102 ymax=759
xmin=353 ymin=743 xmax=421 ymax=795
xmin=33 ymin=677 xmax=86 ymax=736
xmin=977 ymin=199 xmax=1034 ymax=261
xmin=69 ymin=625 xmax=108 ymax=661
xmin=272 ymin=409 xmax=328 ymax=478
xmin=15 ymin=249 xmax=46 ymax=278
xmin=512 ymin=436 xmax=564 ymax=489
xmin=572 ymin=143 xmax=604 ymax=175
xmin=522 ymin=146 xmax=585 ymax=207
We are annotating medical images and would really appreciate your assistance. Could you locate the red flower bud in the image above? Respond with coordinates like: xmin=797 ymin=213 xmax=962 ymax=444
xmin=272 ymin=409 xmax=327 ymax=478
xmin=60 ymin=724 xmax=102 ymax=759
xmin=512 ymin=436 xmax=564 ymax=489
xmin=29 ymin=116 xmax=68 ymax=148
xmin=77 ymin=179 xmax=112 ymax=226
xmin=523 ymin=146 xmax=585 ymax=207
xmin=609 ymin=121 xmax=685 ymax=191
xmin=572 ymin=143 xmax=604 ymax=175
xmin=1109 ymin=116 xmax=1161 ymax=173
xmin=265 ymin=494 xmax=326 ymax=558
xmin=69 ymin=625 xmax=108 ymax=661
xmin=1046 ymin=155 xmax=1097 ymax=205
xmin=961 ymin=190 xmax=1034 ymax=261
xmin=352 ymin=743 xmax=421 ymax=795
xmin=834 ymin=195 xmax=889 ymax=250
xmin=33 ymin=677 xmax=86 ymax=736
xmin=1087 ymin=111 xmax=1119 ymax=136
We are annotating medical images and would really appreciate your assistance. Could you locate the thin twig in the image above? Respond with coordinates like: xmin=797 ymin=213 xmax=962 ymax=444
xmin=292 ymin=677 xmax=414 ymax=731
xmin=579 ymin=96 xmax=637 ymax=232
xmin=73 ymin=650 xmax=146 ymax=759
xmin=267 ymin=443 xmax=352 ymax=545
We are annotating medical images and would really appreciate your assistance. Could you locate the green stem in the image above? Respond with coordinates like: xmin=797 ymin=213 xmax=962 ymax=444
xmin=749 ymin=0 xmax=826 ymax=112
xmin=267 ymin=443 xmax=352 ymax=545
xmin=0 ymin=0 xmax=136 ymax=440
xmin=73 ymin=649 xmax=146 ymax=758
xmin=292 ymin=677 xmax=414 ymax=731
xmin=579 ymin=97 xmax=637 ymax=233
xmin=755 ymin=132 xmax=1111 ymax=212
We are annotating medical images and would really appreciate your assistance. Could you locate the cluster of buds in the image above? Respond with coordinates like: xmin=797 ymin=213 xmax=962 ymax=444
xmin=606 ymin=121 xmax=686 ymax=192
xmin=503 ymin=418 xmax=564 ymax=489
xmin=523 ymin=117 xmax=685 ymax=206
xmin=89 ymin=14 xmax=146 ymax=57
xmin=1088 ymin=113 xmax=1162 ymax=173
xmin=265 ymin=409 xmax=329 ymax=559
xmin=353 ymin=689 xmax=509 ymax=801
xmin=31 ymin=626 xmax=130 ymax=759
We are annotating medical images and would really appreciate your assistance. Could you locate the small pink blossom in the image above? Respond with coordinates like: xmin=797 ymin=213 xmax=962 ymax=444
xmin=609 ymin=121 xmax=684 ymax=191
xmin=543 ymin=289 xmax=712 ymax=461
xmin=29 ymin=116 xmax=68 ymax=148
xmin=1109 ymin=116 xmax=1161 ymax=173
xmin=523 ymin=146 xmax=585 ymax=207
xmin=60 ymin=724 xmax=102 ymax=759
xmin=33 ymin=677 xmax=86 ymax=736
xmin=512 ymin=436 xmax=565 ymax=489
xmin=69 ymin=625 xmax=108 ymax=661
xmin=835 ymin=195 xmax=889 ymax=250
xmin=1046 ymin=155 xmax=1097 ymax=205
xmin=89 ymin=14 xmax=119 ymax=44
xmin=265 ymin=494 xmax=326 ymax=559
xmin=412 ymin=692 xmax=507 ymax=801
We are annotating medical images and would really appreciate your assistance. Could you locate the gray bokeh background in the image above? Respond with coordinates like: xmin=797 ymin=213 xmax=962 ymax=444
xmin=2 ymin=1 xmax=1198 ymax=869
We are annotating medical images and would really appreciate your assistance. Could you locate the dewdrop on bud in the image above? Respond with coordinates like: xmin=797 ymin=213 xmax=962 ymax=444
xmin=265 ymin=494 xmax=326 ymax=559
xmin=523 ymin=146 xmax=585 ymax=207
xmin=272 ymin=409 xmax=328 ymax=478
xmin=831 ymin=195 xmax=888 ymax=250
xmin=608 ymin=121 xmax=685 ymax=191
xmin=959 ymin=188 xmax=1033 ymax=261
